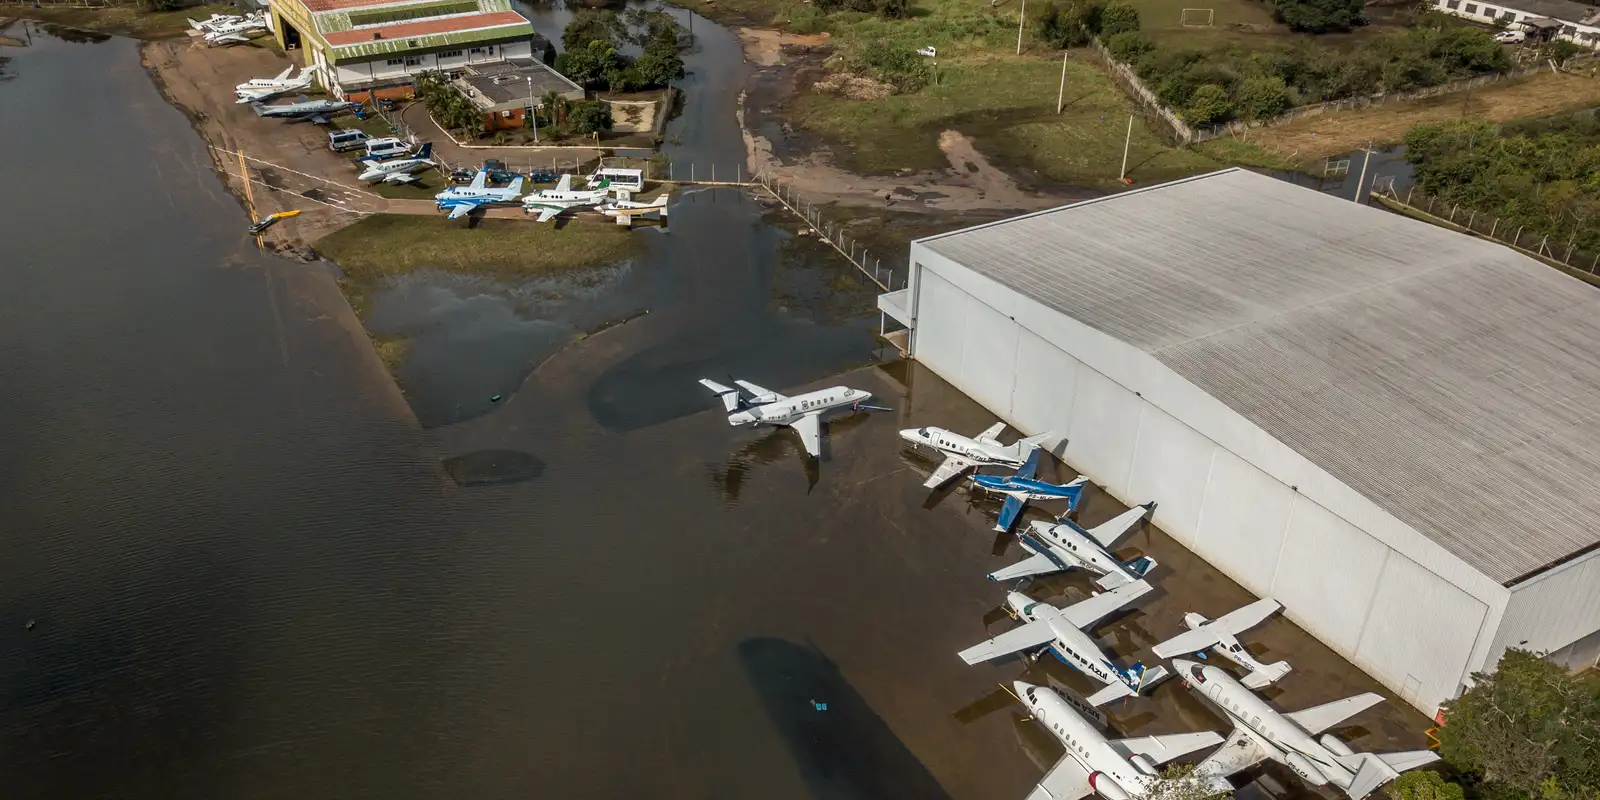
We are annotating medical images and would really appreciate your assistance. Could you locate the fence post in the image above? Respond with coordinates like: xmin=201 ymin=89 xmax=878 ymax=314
xmin=1450 ymin=204 xmax=1458 ymax=222
xmin=1515 ymin=226 xmax=1523 ymax=247
xmin=712 ymin=164 xmax=716 ymax=183
xmin=737 ymin=164 xmax=741 ymax=183
xmin=1467 ymin=210 xmax=1476 ymax=230
xmin=1592 ymin=252 xmax=1598 ymax=272
xmin=1539 ymin=235 xmax=1549 ymax=255
xmin=691 ymin=163 xmax=695 ymax=182
xmin=1428 ymin=197 xmax=1436 ymax=213
xmin=1405 ymin=186 xmax=1414 ymax=205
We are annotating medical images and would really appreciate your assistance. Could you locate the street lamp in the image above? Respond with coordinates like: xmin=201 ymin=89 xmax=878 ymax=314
xmin=526 ymin=76 xmax=538 ymax=143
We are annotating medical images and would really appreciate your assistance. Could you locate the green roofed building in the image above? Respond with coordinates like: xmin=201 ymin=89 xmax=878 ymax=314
xmin=267 ymin=0 xmax=556 ymax=100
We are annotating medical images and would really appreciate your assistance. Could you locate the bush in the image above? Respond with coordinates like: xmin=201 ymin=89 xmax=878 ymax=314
xmin=563 ymin=9 xmax=626 ymax=50
xmin=1037 ymin=0 xmax=1103 ymax=48
xmin=843 ymin=39 xmax=931 ymax=93
xmin=815 ymin=0 xmax=907 ymax=18
xmin=1105 ymin=31 xmax=1152 ymax=61
xmin=1234 ymin=74 xmax=1291 ymax=120
xmin=569 ymin=100 xmax=614 ymax=134
xmin=1099 ymin=2 xmax=1140 ymax=36
xmin=1184 ymin=83 xmax=1231 ymax=124
xmin=555 ymin=40 xmax=625 ymax=89
xmin=1385 ymin=771 xmax=1465 ymax=800
xmin=1271 ymin=0 xmax=1364 ymax=32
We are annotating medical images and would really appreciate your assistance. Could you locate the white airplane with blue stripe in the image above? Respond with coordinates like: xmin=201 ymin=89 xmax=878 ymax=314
xmin=988 ymin=503 xmax=1157 ymax=587
xmin=971 ymin=448 xmax=1090 ymax=533
xmin=900 ymin=422 xmax=1052 ymax=489
xmin=434 ymin=169 xmax=525 ymax=219
xmin=1151 ymin=598 xmax=1292 ymax=689
xmin=958 ymin=582 xmax=1167 ymax=707
xmin=699 ymin=377 xmax=889 ymax=459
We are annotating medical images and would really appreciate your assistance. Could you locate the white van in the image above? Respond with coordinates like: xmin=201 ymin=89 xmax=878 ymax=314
xmin=364 ymin=138 xmax=412 ymax=160
xmin=328 ymin=129 xmax=371 ymax=153
xmin=587 ymin=167 xmax=644 ymax=193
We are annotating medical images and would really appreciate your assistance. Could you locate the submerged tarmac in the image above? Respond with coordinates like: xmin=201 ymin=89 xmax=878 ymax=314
xmin=0 ymin=19 xmax=1434 ymax=800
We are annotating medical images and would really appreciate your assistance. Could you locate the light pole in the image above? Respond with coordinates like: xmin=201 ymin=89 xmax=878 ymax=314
xmin=1118 ymin=114 xmax=1133 ymax=183
xmin=1056 ymin=49 xmax=1067 ymax=113
xmin=526 ymin=76 xmax=538 ymax=143
xmin=1016 ymin=0 xmax=1026 ymax=55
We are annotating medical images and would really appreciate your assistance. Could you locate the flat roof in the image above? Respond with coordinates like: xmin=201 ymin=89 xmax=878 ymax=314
xmin=457 ymin=59 xmax=582 ymax=107
xmin=323 ymin=10 xmax=528 ymax=46
xmin=919 ymin=168 xmax=1600 ymax=585
xmin=1501 ymin=0 xmax=1600 ymax=24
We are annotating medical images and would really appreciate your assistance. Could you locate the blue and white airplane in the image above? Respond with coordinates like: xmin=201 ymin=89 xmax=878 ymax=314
xmin=971 ymin=448 xmax=1091 ymax=533
xmin=434 ymin=169 xmax=525 ymax=220
xmin=251 ymin=95 xmax=359 ymax=125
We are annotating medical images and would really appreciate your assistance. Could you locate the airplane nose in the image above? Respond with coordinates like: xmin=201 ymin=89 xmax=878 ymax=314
xmin=897 ymin=428 xmax=920 ymax=441
xmin=1171 ymin=659 xmax=1198 ymax=672
xmin=1013 ymin=680 xmax=1037 ymax=697
xmin=1005 ymin=591 xmax=1033 ymax=614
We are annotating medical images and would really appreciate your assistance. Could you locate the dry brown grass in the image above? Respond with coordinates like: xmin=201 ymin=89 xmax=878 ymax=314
xmin=1246 ymin=71 xmax=1600 ymax=162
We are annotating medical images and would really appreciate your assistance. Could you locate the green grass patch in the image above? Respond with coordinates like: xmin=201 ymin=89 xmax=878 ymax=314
xmin=316 ymin=214 xmax=643 ymax=282
xmin=372 ymin=336 xmax=411 ymax=372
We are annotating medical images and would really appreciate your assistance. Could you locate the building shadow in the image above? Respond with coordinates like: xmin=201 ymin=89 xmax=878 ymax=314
xmin=736 ymin=638 xmax=955 ymax=800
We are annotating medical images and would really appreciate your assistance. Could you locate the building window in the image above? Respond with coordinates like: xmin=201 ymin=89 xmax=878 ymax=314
xmin=403 ymin=57 xmax=421 ymax=66
xmin=470 ymin=47 xmax=484 ymax=53
xmin=1464 ymin=3 xmax=1477 ymax=13
xmin=1482 ymin=6 xmax=1496 ymax=15
xmin=1563 ymin=24 xmax=1577 ymax=35
xmin=386 ymin=57 xmax=404 ymax=65
xmin=1446 ymin=0 xmax=1459 ymax=8
xmin=438 ymin=50 xmax=463 ymax=58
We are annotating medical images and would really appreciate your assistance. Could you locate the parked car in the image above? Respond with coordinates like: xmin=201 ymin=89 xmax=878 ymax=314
xmin=328 ymin=129 xmax=372 ymax=153
xmin=1494 ymin=29 xmax=1526 ymax=43
xmin=527 ymin=170 xmax=560 ymax=184
xmin=480 ymin=159 xmax=519 ymax=184
xmin=448 ymin=168 xmax=476 ymax=185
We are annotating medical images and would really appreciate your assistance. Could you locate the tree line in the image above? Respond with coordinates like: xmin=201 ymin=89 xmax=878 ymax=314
xmin=414 ymin=71 xmax=613 ymax=141
xmin=554 ymin=8 xmax=688 ymax=93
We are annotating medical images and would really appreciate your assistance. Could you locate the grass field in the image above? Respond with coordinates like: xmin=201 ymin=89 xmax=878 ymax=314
xmin=9 ymin=2 xmax=239 ymax=39
xmin=1118 ymin=0 xmax=1437 ymax=49
xmin=316 ymin=214 xmax=643 ymax=282
xmin=790 ymin=53 xmax=1259 ymax=188
xmin=1247 ymin=70 xmax=1600 ymax=161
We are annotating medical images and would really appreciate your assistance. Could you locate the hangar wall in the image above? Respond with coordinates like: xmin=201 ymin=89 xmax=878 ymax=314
xmin=904 ymin=248 xmax=1510 ymax=714
xmin=1491 ymin=549 xmax=1600 ymax=672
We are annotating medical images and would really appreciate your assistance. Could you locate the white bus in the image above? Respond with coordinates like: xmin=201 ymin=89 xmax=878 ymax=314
xmin=586 ymin=167 xmax=644 ymax=193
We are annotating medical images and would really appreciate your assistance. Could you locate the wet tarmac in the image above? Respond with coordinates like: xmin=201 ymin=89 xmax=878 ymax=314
xmin=0 ymin=19 xmax=1436 ymax=800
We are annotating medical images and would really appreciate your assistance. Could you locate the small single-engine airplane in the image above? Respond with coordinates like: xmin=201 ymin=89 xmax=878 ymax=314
xmin=699 ymin=378 xmax=888 ymax=459
xmin=1151 ymin=598 xmax=1291 ymax=689
xmin=901 ymin=422 xmax=1052 ymax=489
xmin=970 ymin=448 xmax=1090 ymax=532
xmin=598 ymin=193 xmax=669 ymax=223
xmin=435 ymin=169 xmax=525 ymax=220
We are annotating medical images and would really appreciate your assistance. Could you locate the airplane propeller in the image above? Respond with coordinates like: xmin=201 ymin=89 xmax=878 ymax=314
xmin=851 ymin=401 xmax=893 ymax=412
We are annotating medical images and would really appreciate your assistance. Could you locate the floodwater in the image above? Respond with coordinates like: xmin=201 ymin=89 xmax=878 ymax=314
xmin=0 ymin=18 xmax=1436 ymax=800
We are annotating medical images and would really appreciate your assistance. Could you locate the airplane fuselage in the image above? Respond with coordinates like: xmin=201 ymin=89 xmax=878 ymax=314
xmin=728 ymin=386 xmax=870 ymax=427
xmin=899 ymin=427 xmax=1021 ymax=468
xmin=1008 ymin=592 xmax=1127 ymax=690
xmin=1179 ymin=661 xmax=1352 ymax=788
xmin=1018 ymin=682 xmax=1157 ymax=800
xmin=1182 ymin=613 xmax=1281 ymax=676
xmin=1016 ymin=519 xmax=1137 ymax=582
xmin=973 ymin=475 xmax=1084 ymax=502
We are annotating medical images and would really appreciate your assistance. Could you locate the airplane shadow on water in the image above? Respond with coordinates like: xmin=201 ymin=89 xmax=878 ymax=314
xmin=736 ymin=638 xmax=955 ymax=800
xmin=709 ymin=413 xmax=875 ymax=508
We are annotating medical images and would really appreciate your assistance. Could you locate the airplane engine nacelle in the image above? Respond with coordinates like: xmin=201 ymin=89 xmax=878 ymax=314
xmin=1284 ymin=752 xmax=1332 ymax=786
xmin=1088 ymin=771 xmax=1132 ymax=800
xmin=1129 ymin=754 xmax=1159 ymax=776
xmin=1320 ymin=734 xmax=1355 ymax=757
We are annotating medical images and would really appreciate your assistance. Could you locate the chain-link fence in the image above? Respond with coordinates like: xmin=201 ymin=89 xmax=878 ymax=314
xmin=1375 ymin=185 xmax=1600 ymax=276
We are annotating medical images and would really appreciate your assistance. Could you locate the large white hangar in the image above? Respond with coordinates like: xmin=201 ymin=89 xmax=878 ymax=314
xmin=877 ymin=168 xmax=1600 ymax=715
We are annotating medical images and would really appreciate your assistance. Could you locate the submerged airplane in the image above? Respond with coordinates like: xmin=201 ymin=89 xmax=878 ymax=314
xmin=250 ymin=95 xmax=359 ymax=125
xmin=357 ymin=143 xmax=434 ymax=184
xmin=434 ymin=169 xmax=525 ymax=219
xmin=988 ymin=503 xmax=1156 ymax=586
xmin=1011 ymin=680 xmax=1229 ymax=800
xmin=970 ymin=448 xmax=1090 ymax=533
xmin=699 ymin=378 xmax=887 ymax=459
xmin=599 ymin=193 xmax=669 ymax=223
xmin=1151 ymin=598 xmax=1292 ymax=689
xmin=1180 ymin=660 xmax=1439 ymax=798
xmin=902 ymin=423 xmax=1052 ymax=489
xmin=958 ymin=582 xmax=1167 ymax=707
xmin=521 ymin=174 xmax=613 ymax=222
xmin=235 ymin=67 xmax=314 ymax=104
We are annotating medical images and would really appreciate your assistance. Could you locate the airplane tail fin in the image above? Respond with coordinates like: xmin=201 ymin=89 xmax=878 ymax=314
xmin=651 ymin=194 xmax=669 ymax=207
xmin=1337 ymin=753 xmax=1402 ymax=800
xmin=1014 ymin=431 xmax=1053 ymax=456
xmin=187 ymin=16 xmax=203 ymax=28
xmin=699 ymin=379 xmax=742 ymax=412
xmin=250 ymin=102 xmax=268 ymax=117
xmin=416 ymin=143 xmax=433 ymax=160
xmin=1241 ymin=660 xmax=1293 ymax=689
xmin=507 ymin=177 xmax=525 ymax=195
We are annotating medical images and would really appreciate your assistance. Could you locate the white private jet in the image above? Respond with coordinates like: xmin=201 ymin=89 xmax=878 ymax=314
xmin=988 ymin=503 xmax=1157 ymax=587
xmin=357 ymin=143 xmax=434 ymax=184
xmin=900 ymin=422 xmax=1053 ymax=489
xmin=235 ymin=67 xmax=313 ymax=103
xmin=958 ymin=582 xmax=1167 ymax=707
xmin=699 ymin=378 xmax=887 ymax=459
xmin=1151 ymin=599 xmax=1292 ymax=689
xmin=435 ymin=170 xmax=525 ymax=219
xmin=522 ymin=173 xmax=614 ymax=223
xmin=1011 ymin=680 xmax=1229 ymax=800
xmin=190 ymin=11 xmax=270 ymax=44
xmin=1179 ymin=660 xmax=1439 ymax=799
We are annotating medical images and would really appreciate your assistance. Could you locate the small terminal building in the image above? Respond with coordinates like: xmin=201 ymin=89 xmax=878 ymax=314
xmin=1430 ymin=0 xmax=1600 ymax=47
xmin=878 ymin=168 xmax=1600 ymax=715
xmin=266 ymin=0 xmax=555 ymax=101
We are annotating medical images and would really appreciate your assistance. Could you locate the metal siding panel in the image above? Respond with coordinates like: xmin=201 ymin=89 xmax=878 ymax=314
xmin=913 ymin=269 xmax=968 ymax=383
xmin=1492 ymin=549 xmax=1600 ymax=667
xmin=959 ymin=300 xmax=1020 ymax=419
xmin=1126 ymin=406 xmax=1215 ymax=543
xmin=1271 ymin=497 xmax=1390 ymax=656
xmin=1356 ymin=555 xmax=1487 ymax=711
xmin=1064 ymin=369 xmax=1139 ymax=491
xmin=1010 ymin=330 xmax=1079 ymax=438
xmin=1192 ymin=449 xmax=1295 ymax=596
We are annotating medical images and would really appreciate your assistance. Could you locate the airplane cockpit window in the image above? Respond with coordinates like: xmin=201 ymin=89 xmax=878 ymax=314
xmin=1189 ymin=664 xmax=1207 ymax=683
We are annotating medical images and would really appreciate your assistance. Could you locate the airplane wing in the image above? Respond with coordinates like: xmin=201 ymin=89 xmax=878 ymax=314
xmin=1056 ymin=579 xmax=1152 ymax=630
xmin=1286 ymin=693 xmax=1384 ymax=735
xmin=445 ymin=203 xmax=473 ymax=220
xmin=987 ymin=552 xmax=1065 ymax=582
xmin=734 ymin=380 xmax=785 ymax=402
xmin=994 ymin=495 xmax=1027 ymax=534
xmin=976 ymin=421 xmax=1007 ymax=445
xmin=308 ymin=114 xmax=330 ymax=125
xmin=384 ymin=173 xmax=418 ymax=184
xmin=789 ymin=412 xmax=823 ymax=459
xmin=1194 ymin=726 xmax=1272 ymax=780
xmin=957 ymin=618 xmax=1056 ymax=665
xmin=1024 ymin=755 xmax=1093 ymax=800
xmin=468 ymin=170 xmax=489 ymax=190
xmin=1152 ymin=626 xmax=1224 ymax=659
xmin=534 ymin=207 xmax=560 ymax=223
xmin=1111 ymin=731 xmax=1226 ymax=766
xmin=1084 ymin=503 xmax=1153 ymax=548
xmin=274 ymin=65 xmax=293 ymax=81
xmin=1212 ymin=597 xmax=1282 ymax=634
xmin=923 ymin=454 xmax=973 ymax=489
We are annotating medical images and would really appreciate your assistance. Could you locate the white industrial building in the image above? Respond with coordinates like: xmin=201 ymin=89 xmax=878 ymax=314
xmin=877 ymin=169 xmax=1600 ymax=715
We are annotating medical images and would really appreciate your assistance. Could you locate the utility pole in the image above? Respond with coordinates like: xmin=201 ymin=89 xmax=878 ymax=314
xmin=527 ymin=77 xmax=538 ymax=143
xmin=1353 ymin=140 xmax=1374 ymax=205
xmin=1118 ymin=114 xmax=1133 ymax=183
xmin=1016 ymin=0 xmax=1026 ymax=55
xmin=1056 ymin=50 xmax=1067 ymax=113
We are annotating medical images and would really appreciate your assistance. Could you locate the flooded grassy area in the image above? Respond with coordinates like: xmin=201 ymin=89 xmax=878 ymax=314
xmin=315 ymin=214 xmax=643 ymax=281
xmin=10 ymin=2 xmax=239 ymax=39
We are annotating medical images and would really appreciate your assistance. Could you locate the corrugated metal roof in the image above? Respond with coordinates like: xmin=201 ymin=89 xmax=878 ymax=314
xmin=920 ymin=168 xmax=1600 ymax=584
xmin=324 ymin=10 xmax=527 ymax=45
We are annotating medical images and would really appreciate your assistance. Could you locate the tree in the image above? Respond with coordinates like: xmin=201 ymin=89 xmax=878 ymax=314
xmin=1100 ymin=2 xmax=1141 ymax=36
xmin=1436 ymin=649 xmax=1600 ymax=800
xmin=1271 ymin=0 xmax=1364 ymax=33
xmin=632 ymin=50 xmax=686 ymax=87
xmin=1234 ymin=74 xmax=1291 ymax=120
xmin=1137 ymin=764 xmax=1232 ymax=800
xmin=1385 ymin=771 xmax=1465 ymax=800
xmin=1184 ymin=83 xmax=1231 ymax=124
xmin=555 ymin=40 xmax=625 ymax=89
xmin=1037 ymin=0 xmax=1104 ymax=48
xmin=1105 ymin=31 xmax=1152 ymax=61
xmin=568 ymin=100 xmax=613 ymax=134
xmin=563 ymin=8 xmax=626 ymax=51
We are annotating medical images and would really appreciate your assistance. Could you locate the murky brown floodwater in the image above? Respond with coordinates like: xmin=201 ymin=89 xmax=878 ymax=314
xmin=0 ymin=20 xmax=1432 ymax=800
